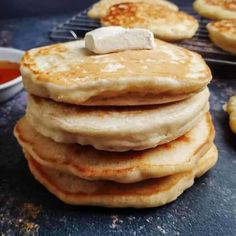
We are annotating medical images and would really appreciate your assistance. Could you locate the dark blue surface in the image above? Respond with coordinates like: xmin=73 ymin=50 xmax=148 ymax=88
xmin=0 ymin=0 xmax=97 ymax=19
xmin=0 ymin=6 xmax=236 ymax=236
xmin=0 ymin=14 xmax=71 ymax=49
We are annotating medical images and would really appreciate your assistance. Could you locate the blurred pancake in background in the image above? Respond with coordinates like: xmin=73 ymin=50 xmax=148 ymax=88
xmin=193 ymin=0 xmax=236 ymax=20
xmin=225 ymin=95 xmax=236 ymax=133
xmin=207 ymin=19 xmax=236 ymax=54
xmin=87 ymin=0 xmax=178 ymax=19
xmin=101 ymin=2 xmax=199 ymax=41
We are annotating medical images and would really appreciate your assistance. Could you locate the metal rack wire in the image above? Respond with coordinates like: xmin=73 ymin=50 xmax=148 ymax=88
xmin=49 ymin=6 xmax=236 ymax=65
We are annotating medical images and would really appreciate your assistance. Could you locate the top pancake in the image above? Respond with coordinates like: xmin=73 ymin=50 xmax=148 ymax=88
xmin=87 ymin=0 xmax=178 ymax=19
xmin=21 ymin=39 xmax=211 ymax=106
xmin=193 ymin=0 xmax=236 ymax=20
xmin=101 ymin=2 xmax=199 ymax=41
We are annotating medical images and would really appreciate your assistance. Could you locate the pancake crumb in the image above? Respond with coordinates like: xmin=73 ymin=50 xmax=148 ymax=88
xmin=0 ymin=197 xmax=41 ymax=236
xmin=22 ymin=203 xmax=41 ymax=220
xmin=110 ymin=215 xmax=123 ymax=229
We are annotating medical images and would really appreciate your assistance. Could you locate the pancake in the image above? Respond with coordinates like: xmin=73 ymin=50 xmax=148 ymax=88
xmin=26 ymin=89 xmax=210 ymax=152
xmin=87 ymin=0 xmax=178 ymax=19
xmin=14 ymin=114 xmax=215 ymax=183
xmin=25 ymin=145 xmax=218 ymax=208
xmin=20 ymin=39 xmax=211 ymax=106
xmin=193 ymin=0 xmax=236 ymax=20
xmin=225 ymin=95 xmax=236 ymax=133
xmin=101 ymin=2 xmax=199 ymax=41
xmin=207 ymin=19 xmax=236 ymax=54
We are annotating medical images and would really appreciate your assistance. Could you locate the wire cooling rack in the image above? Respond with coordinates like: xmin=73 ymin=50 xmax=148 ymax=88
xmin=49 ymin=6 xmax=236 ymax=65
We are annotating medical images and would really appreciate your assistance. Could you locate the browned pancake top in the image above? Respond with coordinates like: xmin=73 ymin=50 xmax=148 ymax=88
xmin=205 ymin=0 xmax=236 ymax=11
xmin=209 ymin=19 xmax=236 ymax=35
xmin=21 ymin=39 xmax=210 ymax=88
xmin=101 ymin=2 xmax=195 ymax=28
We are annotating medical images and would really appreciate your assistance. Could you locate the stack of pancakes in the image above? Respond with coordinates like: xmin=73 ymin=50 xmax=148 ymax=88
xmin=14 ymin=38 xmax=217 ymax=208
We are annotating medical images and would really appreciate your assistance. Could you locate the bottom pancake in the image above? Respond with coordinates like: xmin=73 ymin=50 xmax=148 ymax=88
xmin=25 ymin=145 xmax=217 ymax=208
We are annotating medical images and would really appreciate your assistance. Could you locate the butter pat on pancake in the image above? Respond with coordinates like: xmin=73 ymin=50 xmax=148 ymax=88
xmin=87 ymin=0 xmax=178 ymax=19
xmin=193 ymin=0 xmax=236 ymax=20
xmin=85 ymin=27 xmax=155 ymax=54
xmin=21 ymin=39 xmax=211 ymax=106
xmin=14 ymin=113 xmax=215 ymax=183
xmin=24 ymin=145 xmax=218 ymax=208
xmin=101 ymin=2 xmax=199 ymax=41
xmin=207 ymin=19 xmax=236 ymax=54
xmin=26 ymin=89 xmax=209 ymax=152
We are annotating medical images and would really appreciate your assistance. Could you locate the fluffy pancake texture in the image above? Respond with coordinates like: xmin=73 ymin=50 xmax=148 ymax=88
xmin=193 ymin=0 xmax=236 ymax=20
xmin=87 ymin=0 xmax=178 ymax=19
xmin=207 ymin=19 xmax=236 ymax=54
xmin=14 ymin=113 xmax=214 ymax=183
xmin=20 ymin=39 xmax=211 ymax=106
xmin=25 ymin=145 xmax=218 ymax=208
xmin=26 ymin=89 xmax=209 ymax=152
xmin=101 ymin=2 xmax=199 ymax=41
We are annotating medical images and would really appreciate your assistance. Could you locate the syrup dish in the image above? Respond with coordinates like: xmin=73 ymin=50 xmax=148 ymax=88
xmin=0 ymin=47 xmax=24 ymax=103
